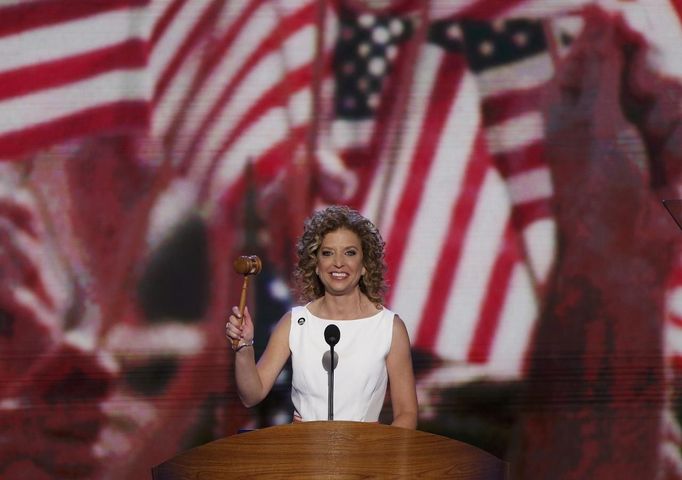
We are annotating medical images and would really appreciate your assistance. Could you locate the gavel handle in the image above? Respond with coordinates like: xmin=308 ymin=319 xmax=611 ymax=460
xmin=233 ymin=275 xmax=251 ymax=349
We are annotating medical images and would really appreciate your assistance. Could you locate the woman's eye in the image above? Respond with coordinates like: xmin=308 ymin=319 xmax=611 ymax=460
xmin=321 ymin=250 xmax=332 ymax=256
xmin=345 ymin=250 xmax=357 ymax=256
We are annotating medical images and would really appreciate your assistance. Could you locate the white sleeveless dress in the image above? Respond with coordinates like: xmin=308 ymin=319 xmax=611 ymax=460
xmin=289 ymin=305 xmax=395 ymax=422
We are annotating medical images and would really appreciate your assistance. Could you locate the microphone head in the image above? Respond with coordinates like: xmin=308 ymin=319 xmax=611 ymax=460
xmin=324 ymin=324 xmax=340 ymax=347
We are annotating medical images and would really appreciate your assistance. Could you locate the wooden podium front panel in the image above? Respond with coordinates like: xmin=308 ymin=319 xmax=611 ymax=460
xmin=152 ymin=421 xmax=509 ymax=479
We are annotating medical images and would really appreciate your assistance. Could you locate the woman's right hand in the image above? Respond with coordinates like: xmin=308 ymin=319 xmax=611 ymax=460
xmin=225 ymin=305 xmax=254 ymax=349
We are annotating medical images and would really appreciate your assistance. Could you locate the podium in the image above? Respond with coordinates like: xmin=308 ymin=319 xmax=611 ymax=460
xmin=151 ymin=421 xmax=509 ymax=479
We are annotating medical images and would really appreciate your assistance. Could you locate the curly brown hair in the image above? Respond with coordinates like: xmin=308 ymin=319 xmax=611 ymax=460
xmin=293 ymin=205 xmax=387 ymax=304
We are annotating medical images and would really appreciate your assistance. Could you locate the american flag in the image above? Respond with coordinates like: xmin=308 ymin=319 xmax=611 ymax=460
xmin=0 ymin=0 xmax=152 ymax=158
xmin=3 ymin=0 xmax=682 ymax=369
xmin=2 ymin=0 xmax=682 ymax=377
xmin=316 ymin=0 xmax=682 ymax=385
xmin=320 ymin=3 xmax=549 ymax=381
xmin=167 ymin=0 xmax=323 ymax=204
xmin=2 ymin=0 xmax=682 ymax=476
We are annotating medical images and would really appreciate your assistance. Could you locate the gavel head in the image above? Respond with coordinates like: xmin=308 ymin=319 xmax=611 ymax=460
xmin=233 ymin=255 xmax=262 ymax=276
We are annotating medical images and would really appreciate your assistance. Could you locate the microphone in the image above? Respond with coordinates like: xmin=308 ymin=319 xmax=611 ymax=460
xmin=324 ymin=324 xmax=340 ymax=347
xmin=324 ymin=324 xmax=340 ymax=421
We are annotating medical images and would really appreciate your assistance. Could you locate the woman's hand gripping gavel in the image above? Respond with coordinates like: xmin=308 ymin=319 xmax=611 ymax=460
xmin=226 ymin=255 xmax=262 ymax=351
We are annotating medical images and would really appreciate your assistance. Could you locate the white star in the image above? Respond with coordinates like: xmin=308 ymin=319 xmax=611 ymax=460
xmin=367 ymin=93 xmax=380 ymax=110
xmin=446 ymin=24 xmax=462 ymax=41
xmin=368 ymin=57 xmax=387 ymax=76
xmin=386 ymin=44 xmax=398 ymax=61
xmin=372 ymin=26 xmax=390 ymax=44
xmin=389 ymin=19 xmax=404 ymax=37
xmin=358 ymin=14 xmax=376 ymax=28
xmin=513 ymin=32 xmax=528 ymax=48
xmin=358 ymin=42 xmax=371 ymax=57
xmin=479 ymin=40 xmax=494 ymax=57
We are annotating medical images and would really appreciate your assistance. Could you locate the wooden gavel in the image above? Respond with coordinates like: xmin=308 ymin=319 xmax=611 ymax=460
xmin=232 ymin=255 xmax=262 ymax=349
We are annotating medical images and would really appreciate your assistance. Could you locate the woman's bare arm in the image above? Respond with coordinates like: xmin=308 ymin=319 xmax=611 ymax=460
xmin=229 ymin=308 xmax=292 ymax=408
xmin=386 ymin=315 xmax=418 ymax=429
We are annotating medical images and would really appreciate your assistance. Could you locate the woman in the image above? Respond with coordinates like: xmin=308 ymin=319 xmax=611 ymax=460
xmin=225 ymin=205 xmax=418 ymax=429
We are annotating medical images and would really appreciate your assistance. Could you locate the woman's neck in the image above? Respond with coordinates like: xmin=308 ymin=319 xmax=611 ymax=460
xmin=311 ymin=291 xmax=380 ymax=320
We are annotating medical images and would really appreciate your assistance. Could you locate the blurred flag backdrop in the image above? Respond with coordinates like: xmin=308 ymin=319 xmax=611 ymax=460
xmin=1 ymin=0 xmax=682 ymax=478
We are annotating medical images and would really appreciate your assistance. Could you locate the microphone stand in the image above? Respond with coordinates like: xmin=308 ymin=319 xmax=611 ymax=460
xmin=328 ymin=342 xmax=335 ymax=421
xmin=324 ymin=324 xmax=340 ymax=421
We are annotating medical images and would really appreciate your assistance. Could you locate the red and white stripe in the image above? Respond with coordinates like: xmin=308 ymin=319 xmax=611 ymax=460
xmin=476 ymin=29 xmax=559 ymax=288
xmin=156 ymin=0 xmax=325 ymax=207
xmin=361 ymin=38 xmax=538 ymax=380
xmin=0 ymin=0 xmax=152 ymax=159
xmin=3 ymin=0 xmax=682 ymax=385
xmin=0 ymin=167 xmax=72 ymax=385
xmin=312 ymin=2 xmax=548 ymax=379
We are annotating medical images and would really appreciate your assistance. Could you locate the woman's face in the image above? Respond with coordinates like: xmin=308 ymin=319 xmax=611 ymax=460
xmin=316 ymin=228 xmax=366 ymax=297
